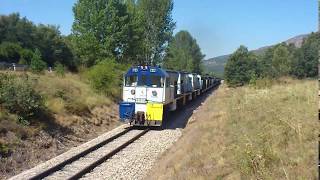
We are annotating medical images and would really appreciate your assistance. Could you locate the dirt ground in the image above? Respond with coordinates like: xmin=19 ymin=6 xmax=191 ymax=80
xmin=0 ymin=104 xmax=122 ymax=179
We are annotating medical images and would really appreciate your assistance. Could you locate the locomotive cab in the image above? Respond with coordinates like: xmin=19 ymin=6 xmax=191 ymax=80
xmin=120 ymin=66 xmax=170 ymax=126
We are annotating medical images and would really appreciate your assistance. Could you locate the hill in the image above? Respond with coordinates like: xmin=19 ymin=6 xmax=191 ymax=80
xmin=203 ymin=34 xmax=310 ymax=76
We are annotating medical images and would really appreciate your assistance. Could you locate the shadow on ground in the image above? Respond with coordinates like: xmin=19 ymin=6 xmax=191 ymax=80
xmin=162 ymin=86 xmax=219 ymax=130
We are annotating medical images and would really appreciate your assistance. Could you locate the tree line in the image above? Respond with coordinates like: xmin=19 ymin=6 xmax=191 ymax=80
xmin=224 ymin=32 xmax=319 ymax=86
xmin=72 ymin=0 xmax=175 ymax=67
xmin=72 ymin=0 xmax=204 ymax=72
xmin=0 ymin=0 xmax=205 ymax=76
xmin=0 ymin=13 xmax=76 ymax=70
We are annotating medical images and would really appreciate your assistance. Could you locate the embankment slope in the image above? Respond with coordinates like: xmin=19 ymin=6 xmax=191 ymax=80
xmin=148 ymin=79 xmax=318 ymax=179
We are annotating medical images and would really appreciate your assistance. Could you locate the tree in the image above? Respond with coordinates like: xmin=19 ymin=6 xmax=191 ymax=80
xmin=71 ymin=0 xmax=175 ymax=66
xmin=224 ymin=46 xmax=258 ymax=86
xmin=258 ymin=47 xmax=275 ymax=78
xmin=0 ymin=13 xmax=35 ymax=48
xmin=290 ymin=48 xmax=305 ymax=78
xmin=291 ymin=32 xmax=319 ymax=78
xmin=164 ymin=30 xmax=204 ymax=73
xmin=137 ymin=0 xmax=175 ymax=65
xmin=30 ymin=49 xmax=47 ymax=73
xmin=35 ymin=25 xmax=73 ymax=67
xmin=72 ymin=0 xmax=130 ymax=66
xmin=19 ymin=48 xmax=34 ymax=64
xmin=0 ymin=42 xmax=22 ymax=63
xmin=190 ymin=38 xmax=205 ymax=73
xmin=271 ymin=43 xmax=292 ymax=77
xmin=123 ymin=0 xmax=145 ymax=65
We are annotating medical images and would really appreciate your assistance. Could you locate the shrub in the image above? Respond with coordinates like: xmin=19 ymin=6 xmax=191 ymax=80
xmin=30 ymin=49 xmax=47 ymax=73
xmin=54 ymin=62 xmax=65 ymax=77
xmin=0 ymin=140 xmax=11 ymax=158
xmin=86 ymin=59 xmax=127 ymax=96
xmin=0 ymin=73 xmax=44 ymax=123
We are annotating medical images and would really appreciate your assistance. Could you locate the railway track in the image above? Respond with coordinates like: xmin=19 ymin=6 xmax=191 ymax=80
xmin=27 ymin=127 xmax=149 ymax=180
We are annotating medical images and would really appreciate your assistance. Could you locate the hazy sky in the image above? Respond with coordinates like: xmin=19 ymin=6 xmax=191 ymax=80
xmin=0 ymin=0 xmax=318 ymax=58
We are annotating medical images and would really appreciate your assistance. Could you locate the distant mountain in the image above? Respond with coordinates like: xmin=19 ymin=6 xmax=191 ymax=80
xmin=284 ymin=34 xmax=309 ymax=48
xmin=203 ymin=55 xmax=229 ymax=77
xmin=203 ymin=34 xmax=310 ymax=76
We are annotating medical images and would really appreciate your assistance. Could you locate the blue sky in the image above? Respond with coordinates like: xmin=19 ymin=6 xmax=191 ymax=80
xmin=0 ymin=0 xmax=318 ymax=58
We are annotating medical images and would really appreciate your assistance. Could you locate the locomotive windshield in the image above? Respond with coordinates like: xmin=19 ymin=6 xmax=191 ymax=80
xmin=125 ymin=75 xmax=138 ymax=87
xmin=150 ymin=75 xmax=164 ymax=88
xmin=137 ymin=75 xmax=147 ymax=86
xmin=126 ymin=75 xmax=164 ymax=87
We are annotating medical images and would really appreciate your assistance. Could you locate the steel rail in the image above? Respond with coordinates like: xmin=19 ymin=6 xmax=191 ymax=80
xmin=28 ymin=127 xmax=133 ymax=180
xmin=67 ymin=128 xmax=149 ymax=180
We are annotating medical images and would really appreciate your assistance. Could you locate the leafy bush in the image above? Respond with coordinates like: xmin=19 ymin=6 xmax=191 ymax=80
xmin=0 ymin=73 xmax=44 ymax=123
xmin=54 ymin=62 xmax=65 ymax=77
xmin=30 ymin=49 xmax=47 ymax=73
xmin=86 ymin=59 xmax=127 ymax=96
xmin=0 ymin=140 xmax=11 ymax=158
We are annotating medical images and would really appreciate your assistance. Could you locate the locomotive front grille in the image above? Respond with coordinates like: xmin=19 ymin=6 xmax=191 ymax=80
xmin=135 ymin=98 xmax=146 ymax=103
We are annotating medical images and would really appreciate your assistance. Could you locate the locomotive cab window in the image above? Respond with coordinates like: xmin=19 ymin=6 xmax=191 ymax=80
xmin=125 ymin=75 xmax=138 ymax=87
xmin=150 ymin=75 xmax=164 ymax=88
xmin=138 ymin=75 xmax=147 ymax=86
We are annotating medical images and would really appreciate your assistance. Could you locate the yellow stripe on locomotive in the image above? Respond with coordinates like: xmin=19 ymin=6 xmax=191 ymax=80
xmin=146 ymin=103 xmax=163 ymax=121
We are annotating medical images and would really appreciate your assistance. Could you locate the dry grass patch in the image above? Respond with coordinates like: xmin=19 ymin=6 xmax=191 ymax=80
xmin=148 ymin=79 xmax=318 ymax=180
xmin=31 ymin=72 xmax=110 ymax=114
xmin=1 ymin=71 xmax=110 ymax=115
xmin=0 ymin=71 xmax=121 ymax=179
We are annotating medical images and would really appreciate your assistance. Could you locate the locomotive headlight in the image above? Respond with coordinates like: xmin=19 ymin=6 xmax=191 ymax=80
xmin=131 ymin=89 xmax=135 ymax=95
xmin=152 ymin=90 xmax=157 ymax=97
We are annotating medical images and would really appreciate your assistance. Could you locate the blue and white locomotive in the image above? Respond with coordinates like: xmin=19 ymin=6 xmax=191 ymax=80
xmin=119 ymin=65 xmax=220 ymax=126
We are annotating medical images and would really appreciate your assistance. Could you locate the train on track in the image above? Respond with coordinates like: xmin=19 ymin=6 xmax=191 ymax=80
xmin=119 ymin=65 xmax=221 ymax=126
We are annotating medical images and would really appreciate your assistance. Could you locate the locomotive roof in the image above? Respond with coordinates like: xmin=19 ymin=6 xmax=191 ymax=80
xmin=125 ymin=66 xmax=169 ymax=77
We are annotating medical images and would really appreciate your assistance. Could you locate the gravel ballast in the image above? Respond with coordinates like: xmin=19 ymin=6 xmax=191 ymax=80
xmin=9 ymin=124 xmax=130 ymax=180
xmin=45 ymin=129 xmax=144 ymax=180
xmin=82 ymin=129 xmax=182 ymax=180
xmin=9 ymin=125 xmax=182 ymax=180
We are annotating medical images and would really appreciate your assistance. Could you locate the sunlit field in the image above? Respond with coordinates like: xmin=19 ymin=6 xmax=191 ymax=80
xmin=148 ymin=78 xmax=318 ymax=180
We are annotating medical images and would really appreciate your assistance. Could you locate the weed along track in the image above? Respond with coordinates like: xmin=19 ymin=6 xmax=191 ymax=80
xmin=10 ymin=127 xmax=150 ymax=180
